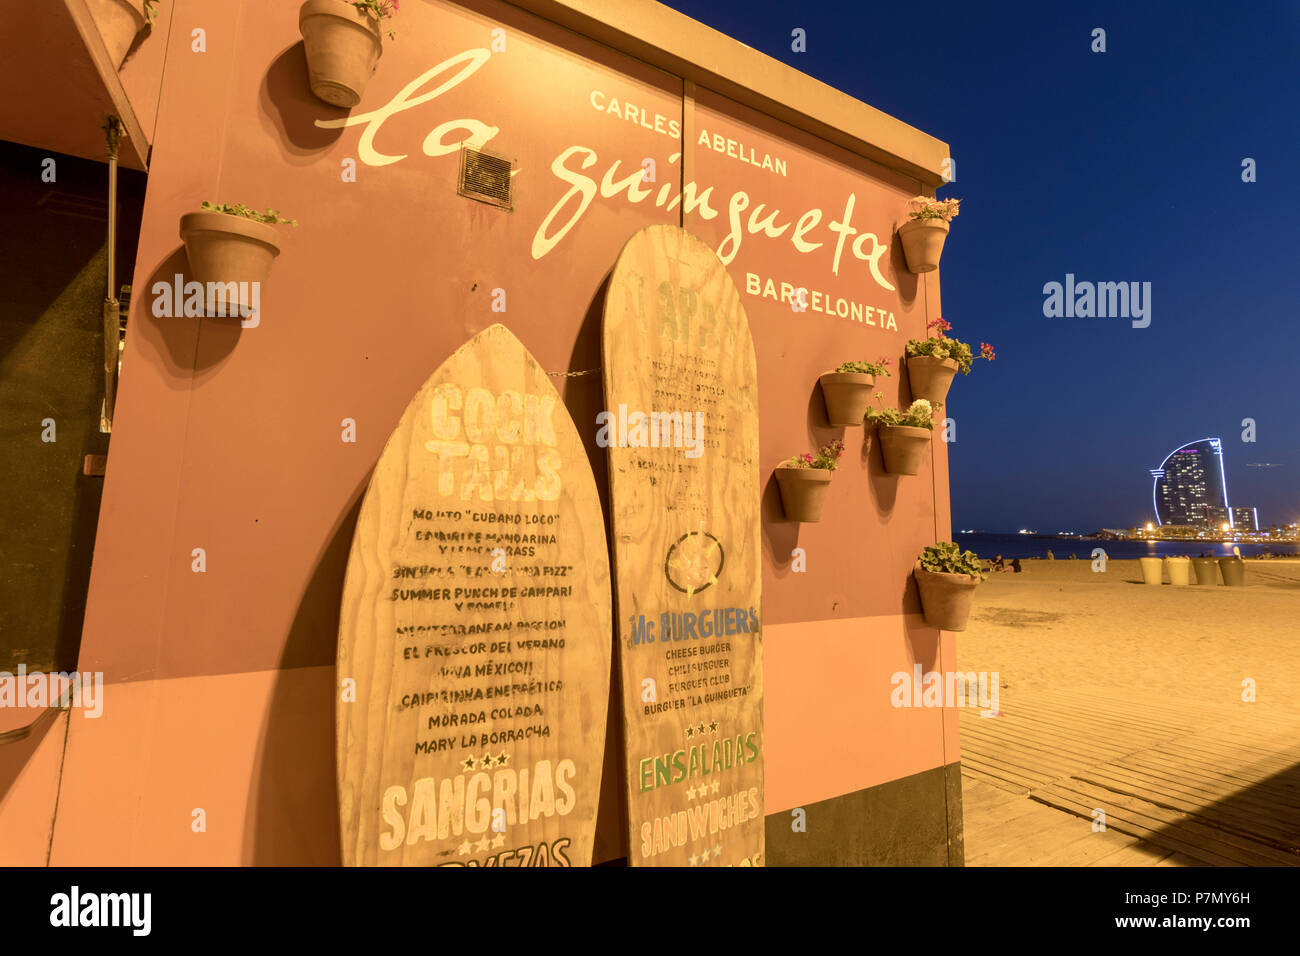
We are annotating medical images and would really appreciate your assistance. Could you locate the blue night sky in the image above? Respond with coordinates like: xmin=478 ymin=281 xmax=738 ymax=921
xmin=662 ymin=0 xmax=1300 ymax=532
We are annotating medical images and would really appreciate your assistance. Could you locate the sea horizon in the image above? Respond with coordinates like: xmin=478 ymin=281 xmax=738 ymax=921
xmin=952 ymin=531 xmax=1299 ymax=562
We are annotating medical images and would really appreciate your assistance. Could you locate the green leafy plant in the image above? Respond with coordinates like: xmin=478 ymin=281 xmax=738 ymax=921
xmin=865 ymin=394 xmax=939 ymax=429
xmin=352 ymin=0 xmax=400 ymax=39
xmin=201 ymin=201 xmax=298 ymax=226
xmin=905 ymin=316 xmax=995 ymax=375
xmin=782 ymin=438 xmax=845 ymax=471
xmin=834 ymin=357 xmax=892 ymax=377
xmin=919 ymin=542 xmax=986 ymax=581
xmin=906 ymin=195 xmax=961 ymax=222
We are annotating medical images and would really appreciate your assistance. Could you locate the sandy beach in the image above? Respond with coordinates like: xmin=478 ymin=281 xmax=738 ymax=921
xmin=955 ymin=558 xmax=1300 ymax=866
xmin=957 ymin=559 xmax=1300 ymax=718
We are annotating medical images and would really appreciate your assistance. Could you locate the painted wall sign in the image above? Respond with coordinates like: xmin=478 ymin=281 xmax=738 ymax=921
xmin=316 ymin=48 xmax=896 ymax=291
xmin=602 ymin=225 xmax=764 ymax=866
xmin=337 ymin=324 xmax=612 ymax=867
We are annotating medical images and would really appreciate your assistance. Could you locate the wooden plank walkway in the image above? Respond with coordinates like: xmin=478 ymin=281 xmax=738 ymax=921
xmin=961 ymin=777 xmax=1190 ymax=867
xmin=959 ymin=691 xmax=1300 ymax=866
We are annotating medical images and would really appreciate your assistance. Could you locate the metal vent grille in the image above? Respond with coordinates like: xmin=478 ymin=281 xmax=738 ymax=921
xmin=458 ymin=146 xmax=514 ymax=210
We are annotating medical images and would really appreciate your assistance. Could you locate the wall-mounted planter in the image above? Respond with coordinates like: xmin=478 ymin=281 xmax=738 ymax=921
xmin=1191 ymin=556 xmax=1219 ymax=585
xmin=818 ymin=372 xmax=875 ymax=426
xmin=774 ymin=467 xmax=832 ymax=523
xmin=1139 ymin=556 xmax=1163 ymax=585
xmin=1166 ymin=555 xmax=1191 ymax=586
xmin=906 ymin=355 xmax=958 ymax=405
xmin=877 ymin=425 xmax=930 ymax=475
xmin=87 ymin=0 xmax=147 ymax=69
xmin=897 ymin=218 xmax=949 ymax=274
xmin=1218 ymin=556 xmax=1246 ymax=586
xmin=914 ymin=564 xmax=980 ymax=631
xmin=300 ymin=0 xmax=384 ymax=108
xmin=179 ymin=211 xmax=282 ymax=311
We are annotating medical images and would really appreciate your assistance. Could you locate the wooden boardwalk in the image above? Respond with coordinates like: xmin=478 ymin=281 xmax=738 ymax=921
xmin=959 ymin=691 xmax=1300 ymax=866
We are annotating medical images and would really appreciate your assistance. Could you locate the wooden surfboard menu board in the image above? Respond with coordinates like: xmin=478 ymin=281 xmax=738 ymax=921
xmin=337 ymin=323 xmax=612 ymax=867
xmin=602 ymin=225 xmax=764 ymax=866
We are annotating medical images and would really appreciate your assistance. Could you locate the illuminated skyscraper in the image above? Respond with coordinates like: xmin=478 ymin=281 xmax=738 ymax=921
xmin=1232 ymin=507 xmax=1259 ymax=532
xmin=1150 ymin=438 xmax=1231 ymax=529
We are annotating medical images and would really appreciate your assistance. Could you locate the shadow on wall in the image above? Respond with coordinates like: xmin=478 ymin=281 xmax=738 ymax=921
xmin=562 ymin=272 xmax=629 ymax=864
xmin=260 ymin=43 xmax=348 ymax=156
xmin=564 ymin=274 xmax=611 ymax=535
xmin=903 ymin=613 xmax=941 ymax=675
xmin=890 ymin=232 xmax=919 ymax=308
xmin=143 ymin=249 xmax=244 ymax=372
xmin=761 ymin=474 xmax=797 ymax=572
xmin=243 ymin=483 xmax=365 ymax=865
xmin=865 ymin=429 xmax=901 ymax=515
xmin=760 ymin=380 xmax=832 ymax=573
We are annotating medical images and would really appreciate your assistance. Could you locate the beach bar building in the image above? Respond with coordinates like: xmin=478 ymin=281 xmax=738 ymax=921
xmin=0 ymin=0 xmax=961 ymax=866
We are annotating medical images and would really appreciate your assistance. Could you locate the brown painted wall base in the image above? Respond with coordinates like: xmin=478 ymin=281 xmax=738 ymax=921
xmin=765 ymin=763 xmax=965 ymax=866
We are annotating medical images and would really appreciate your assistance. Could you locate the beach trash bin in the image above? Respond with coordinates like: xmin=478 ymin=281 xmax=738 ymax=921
xmin=1191 ymin=557 xmax=1219 ymax=585
xmin=1218 ymin=556 xmax=1246 ymax=586
xmin=1139 ymin=556 xmax=1163 ymax=585
xmin=1166 ymin=556 xmax=1191 ymax=586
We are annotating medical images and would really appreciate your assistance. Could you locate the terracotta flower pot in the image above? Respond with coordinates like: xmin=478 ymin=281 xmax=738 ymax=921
xmin=1139 ymin=556 xmax=1163 ymax=586
xmin=914 ymin=564 xmax=980 ymax=631
xmin=818 ymin=372 xmax=875 ymax=426
xmin=906 ymin=355 xmax=959 ymax=405
xmin=1191 ymin=557 xmax=1219 ymax=585
xmin=1166 ymin=556 xmax=1191 ymax=586
xmin=179 ymin=211 xmax=282 ymax=313
xmin=300 ymin=0 xmax=384 ymax=108
xmin=897 ymin=217 xmax=949 ymax=274
xmin=877 ymin=424 xmax=931 ymax=475
xmin=87 ymin=0 xmax=147 ymax=69
xmin=774 ymin=467 xmax=832 ymax=523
